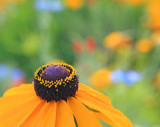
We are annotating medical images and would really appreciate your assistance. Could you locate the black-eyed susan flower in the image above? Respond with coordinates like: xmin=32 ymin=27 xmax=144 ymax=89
xmin=0 ymin=63 xmax=133 ymax=127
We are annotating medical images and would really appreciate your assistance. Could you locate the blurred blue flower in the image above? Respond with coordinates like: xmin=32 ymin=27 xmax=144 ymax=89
xmin=35 ymin=0 xmax=64 ymax=12
xmin=111 ymin=70 xmax=125 ymax=83
xmin=11 ymin=69 xmax=25 ymax=81
xmin=124 ymin=71 xmax=142 ymax=85
xmin=0 ymin=65 xmax=11 ymax=79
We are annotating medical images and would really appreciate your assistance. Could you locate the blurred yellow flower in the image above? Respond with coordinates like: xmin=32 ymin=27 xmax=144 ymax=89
xmin=89 ymin=69 xmax=112 ymax=89
xmin=150 ymin=31 xmax=160 ymax=45
xmin=0 ymin=0 xmax=22 ymax=12
xmin=136 ymin=39 xmax=154 ymax=53
xmin=147 ymin=0 xmax=160 ymax=30
xmin=64 ymin=0 xmax=83 ymax=9
xmin=104 ymin=32 xmax=132 ymax=50
xmin=0 ymin=0 xmax=5 ymax=11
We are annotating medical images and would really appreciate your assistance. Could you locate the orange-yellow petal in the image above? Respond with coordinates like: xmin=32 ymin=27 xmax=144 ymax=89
xmin=68 ymin=97 xmax=102 ymax=127
xmin=3 ymin=84 xmax=34 ymax=97
xmin=76 ymin=90 xmax=133 ymax=127
xmin=0 ymin=92 xmax=37 ymax=115
xmin=39 ymin=102 xmax=57 ymax=127
xmin=79 ymin=83 xmax=111 ymax=104
xmin=95 ymin=112 xmax=115 ymax=127
xmin=22 ymin=100 xmax=52 ymax=127
xmin=0 ymin=95 xmax=41 ymax=127
xmin=55 ymin=100 xmax=75 ymax=127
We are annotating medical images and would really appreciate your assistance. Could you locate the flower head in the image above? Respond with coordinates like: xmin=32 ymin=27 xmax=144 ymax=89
xmin=72 ymin=40 xmax=84 ymax=54
xmin=0 ymin=0 xmax=4 ymax=12
xmin=0 ymin=0 xmax=22 ymax=12
xmin=0 ymin=63 xmax=133 ymax=127
xmin=147 ymin=0 xmax=160 ymax=30
xmin=111 ymin=69 xmax=126 ymax=83
xmin=89 ymin=69 xmax=112 ymax=89
xmin=85 ymin=36 xmax=97 ymax=53
xmin=112 ymin=69 xmax=142 ymax=85
xmin=104 ymin=32 xmax=132 ymax=50
xmin=123 ymin=71 xmax=142 ymax=85
xmin=136 ymin=39 xmax=154 ymax=53
xmin=35 ymin=0 xmax=64 ymax=12
xmin=64 ymin=0 xmax=83 ymax=10
xmin=150 ymin=31 xmax=160 ymax=45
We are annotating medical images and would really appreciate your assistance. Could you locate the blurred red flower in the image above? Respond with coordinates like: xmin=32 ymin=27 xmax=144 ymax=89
xmin=72 ymin=40 xmax=83 ymax=54
xmin=85 ymin=36 xmax=97 ymax=53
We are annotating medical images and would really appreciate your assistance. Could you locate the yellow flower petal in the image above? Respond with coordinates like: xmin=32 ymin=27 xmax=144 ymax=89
xmin=76 ymin=90 xmax=133 ymax=127
xmin=79 ymin=83 xmax=111 ymax=104
xmin=68 ymin=97 xmax=102 ymax=127
xmin=39 ymin=102 xmax=57 ymax=127
xmin=0 ymin=92 xmax=37 ymax=115
xmin=0 ymin=95 xmax=41 ymax=127
xmin=3 ymin=84 xmax=34 ymax=97
xmin=22 ymin=100 xmax=53 ymax=127
xmin=95 ymin=112 xmax=115 ymax=127
xmin=55 ymin=100 xmax=75 ymax=127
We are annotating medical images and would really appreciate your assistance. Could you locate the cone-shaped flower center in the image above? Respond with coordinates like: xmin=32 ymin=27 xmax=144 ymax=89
xmin=41 ymin=65 xmax=70 ymax=81
xmin=34 ymin=63 xmax=79 ymax=102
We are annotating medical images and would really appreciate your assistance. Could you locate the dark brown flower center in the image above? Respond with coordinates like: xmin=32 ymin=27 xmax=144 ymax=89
xmin=34 ymin=63 xmax=79 ymax=102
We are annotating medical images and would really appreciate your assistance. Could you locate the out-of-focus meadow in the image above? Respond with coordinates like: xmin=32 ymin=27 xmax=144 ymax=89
xmin=0 ymin=0 xmax=160 ymax=126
